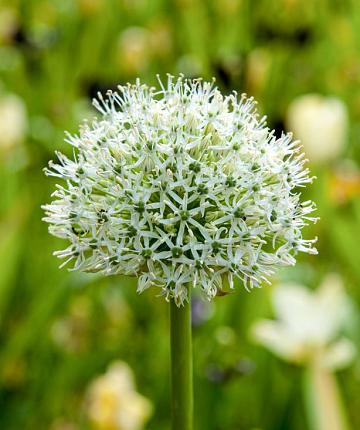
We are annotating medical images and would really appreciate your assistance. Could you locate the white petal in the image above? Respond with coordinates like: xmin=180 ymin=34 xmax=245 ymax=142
xmin=273 ymin=284 xmax=317 ymax=341
xmin=321 ymin=339 xmax=356 ymax=370
xmin=314 ymin=273 xmax=349 ymax=342
xmin=251 ymin=320 xmax=305 ymax=362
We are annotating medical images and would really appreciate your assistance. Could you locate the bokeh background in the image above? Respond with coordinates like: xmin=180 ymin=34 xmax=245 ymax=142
xmin=1 ymin=1 xmax=360 ymax=429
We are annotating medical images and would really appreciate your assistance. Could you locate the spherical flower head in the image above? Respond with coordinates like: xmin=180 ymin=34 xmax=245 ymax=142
xmin=43 ymin=75 xmax=318 ymax=305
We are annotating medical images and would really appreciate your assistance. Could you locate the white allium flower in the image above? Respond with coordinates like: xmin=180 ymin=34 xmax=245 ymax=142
xmin=251 ymin=274 xmax=356 ymax=369
xmin=286 ymin=94 xmax=348 ymax=164
xmin=43 ymin=76 xmax=317 ymax=305
xmin=86 ymin=361 xmax=152 ymax=430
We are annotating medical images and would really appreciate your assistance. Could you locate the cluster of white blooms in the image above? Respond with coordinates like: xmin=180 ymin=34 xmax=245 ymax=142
xmin=43 ymin=75 xmax=317 ymax=305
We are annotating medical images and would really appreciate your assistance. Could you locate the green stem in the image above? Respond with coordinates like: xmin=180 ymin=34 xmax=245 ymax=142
xmin=303 ymin=358 xmax=350 ymax=430
xmin=170 ymin=287 xmax=193 ymax=430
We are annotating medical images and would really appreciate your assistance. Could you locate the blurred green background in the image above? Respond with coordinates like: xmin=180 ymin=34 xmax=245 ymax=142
xmin=1 ymin=1 xmax=360 ymax=429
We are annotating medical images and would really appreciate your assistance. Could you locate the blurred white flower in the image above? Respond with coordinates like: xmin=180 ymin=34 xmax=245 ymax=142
xmin=86 ymin=361 xmax=152 ymax=430
xmin=0 ymin=93 xmax=27 ymax=153
xmin=252 ymin=274 xmax=356 ymax=369
xmin=286 ymin=94 xmax=348 ymax=164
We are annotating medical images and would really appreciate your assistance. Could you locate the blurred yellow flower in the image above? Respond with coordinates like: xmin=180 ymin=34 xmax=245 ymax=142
xmin=77 ymin=0 xmax=104 ymax=15
xmin=329 ymin=160 xmax=360 ymax=205
xmin=251 ymin=274 xmax=356 ymax=369
xmin=86 ymin=361 xmax=152 ymax=430
xmin=116 ymin=23 xmax=172 ymax=75
xmin=149 ymin=20 xmax=172 ymax=58
xmin=0 ymin=7 xmax=18 ymax=44
xmin=117 ymin=27 xmax=152 ymax=74
xmin=246 ymin=49 xmax=271 ymax=95
xmin=0 ymin=93 xmax=27 ymax=154
xmin=286 ymin=94 xmax=348 ymax=164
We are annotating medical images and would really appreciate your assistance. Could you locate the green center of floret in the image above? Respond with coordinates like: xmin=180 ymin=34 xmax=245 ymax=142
xmin=171 ymin=247 xmax=183 ymax=258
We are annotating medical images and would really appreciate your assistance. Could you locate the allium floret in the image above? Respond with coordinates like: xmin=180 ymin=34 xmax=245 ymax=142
xmin=43 ymin=75 xmax=317 ymax=305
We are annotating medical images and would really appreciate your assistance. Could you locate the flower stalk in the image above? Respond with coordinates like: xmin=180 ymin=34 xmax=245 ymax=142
xmin=170 ymin=285 xmax=193 ymax=430
xmin=304 ymin=357 xmax=350 ymax=430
